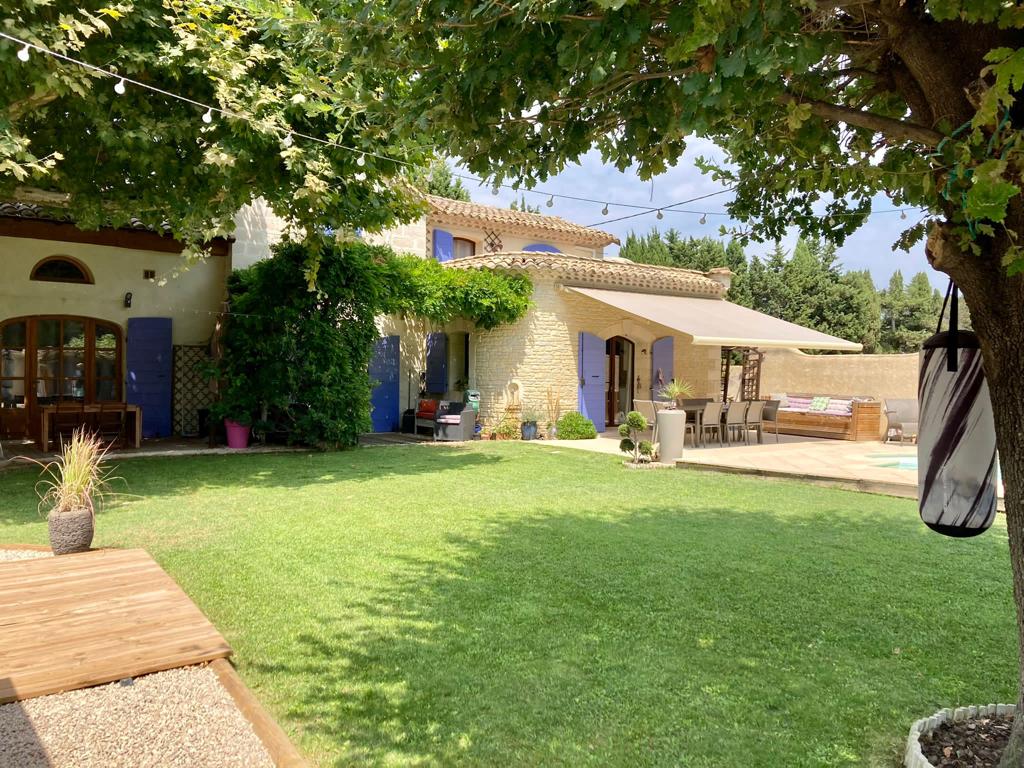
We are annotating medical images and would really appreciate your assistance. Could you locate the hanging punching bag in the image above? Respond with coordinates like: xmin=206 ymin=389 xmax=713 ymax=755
xmin=918 ymin=285 xmax=997 ymax=537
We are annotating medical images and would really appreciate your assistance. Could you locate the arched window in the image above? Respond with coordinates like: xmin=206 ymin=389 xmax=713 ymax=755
xmin=453 ymin=237 xmax=476 ymax=259
xmin=30 ymin=256 xmax=93 ymax=285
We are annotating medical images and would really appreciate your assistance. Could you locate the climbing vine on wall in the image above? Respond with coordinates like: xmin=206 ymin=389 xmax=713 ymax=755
xmin=214 ymin=239 xmax=531 ymax=448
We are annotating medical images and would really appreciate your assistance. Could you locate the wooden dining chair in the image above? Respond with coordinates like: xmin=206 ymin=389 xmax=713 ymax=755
xmin=52 ymin=403 xmax=85 ymax=448
xmin=96 ymin=403 xmax=126 ymax=448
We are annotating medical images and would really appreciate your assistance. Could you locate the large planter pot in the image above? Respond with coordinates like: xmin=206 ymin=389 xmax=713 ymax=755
xmin=48 ymin=507 xmax=94 ymax=555
xmin=521 ymin=421 xmax=538 ymax=441
xmin=224 ymin=419 xmax=251 ymax=449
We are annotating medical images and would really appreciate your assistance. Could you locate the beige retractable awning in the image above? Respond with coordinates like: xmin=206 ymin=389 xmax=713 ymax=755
xmin=567 ymin=286 xmax=862 ymax=352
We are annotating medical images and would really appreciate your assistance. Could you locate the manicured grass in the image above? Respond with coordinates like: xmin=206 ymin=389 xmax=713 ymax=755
xmin=0 ymin=443 xmax=1015 ymax=766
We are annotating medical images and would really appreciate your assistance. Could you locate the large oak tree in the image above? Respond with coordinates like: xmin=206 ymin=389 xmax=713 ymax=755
xmin=355 ymin=0 xmax=1024 ymax=761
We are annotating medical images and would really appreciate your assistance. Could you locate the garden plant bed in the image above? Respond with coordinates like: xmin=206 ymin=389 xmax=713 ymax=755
xmin=908 ymin=705 xmax=1016 ymax=767
xmin=920 ymin=714 xmax=1014 ymax=767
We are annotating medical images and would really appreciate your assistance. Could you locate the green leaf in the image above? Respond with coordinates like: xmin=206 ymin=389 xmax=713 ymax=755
xmin=964 ymin=178 xmax=1020 ymax=222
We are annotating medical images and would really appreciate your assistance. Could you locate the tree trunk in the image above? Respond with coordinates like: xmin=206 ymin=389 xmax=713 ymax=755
xmin=933 ymin=232 xmax=1024 ymax=767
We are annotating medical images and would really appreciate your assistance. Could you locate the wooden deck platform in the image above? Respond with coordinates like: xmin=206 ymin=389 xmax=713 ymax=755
xmin=0 ymin=548 xmax=232 ymax=703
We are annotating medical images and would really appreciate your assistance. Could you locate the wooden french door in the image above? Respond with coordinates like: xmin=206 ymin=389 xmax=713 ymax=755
xmin=0 ymin=316 xmax=123 ymax=440
xmin=605 ymin=336 xmax=635 ymax=427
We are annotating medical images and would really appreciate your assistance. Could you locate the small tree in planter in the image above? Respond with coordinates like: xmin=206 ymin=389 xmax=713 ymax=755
xmin=31 ymin=428 xmax=118 ymax=555
xmin=658 ymin=379 xmax=695 ymax=408
xmin=619 ymin=411 xmax=654 ymax=465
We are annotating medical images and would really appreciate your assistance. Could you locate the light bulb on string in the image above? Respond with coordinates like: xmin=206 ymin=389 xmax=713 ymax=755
xmin=601 ymin=203 xmax=609 ymax=216
xmin=656 ymin=209 xmax=664 ymax=220
xmin=201 ymin=108 xmax=214 ymax=124
xmin=491 ymin=184 xmax=500 ymax=195
xmin=699 ymin=213 xmax=707 ymax=225
xmin=17 ymin=45 xmax=30 ymax=62
xmin=114 ymin=78 xmax=126 ymax=95
xmin=546 ymin=195 xmax=554 ymax=208
xmin=281 ymin=133 xmax=293 ymax=147
xmin=901 ymin=209 xmax=908 ymax=220
xmin=356 ymin=154 xmax=366 ymax=167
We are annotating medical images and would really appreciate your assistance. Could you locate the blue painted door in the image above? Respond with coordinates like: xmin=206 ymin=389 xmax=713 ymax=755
xmin=126 ymin=317 xmax=173 ymax=438
xmin=651 ymin=336 xmax=674 ymax=400
xmin=369 ymin=335 xmax=400 ymax=432
xmin=578 ymin=331 xmax=606 ymax=433
xmin=425 ymin=332 xmax=448 ymax=393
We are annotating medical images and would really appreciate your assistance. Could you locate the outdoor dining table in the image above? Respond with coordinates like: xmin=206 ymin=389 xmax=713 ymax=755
xmin=38 ymin=404 xmax=143 ymax=453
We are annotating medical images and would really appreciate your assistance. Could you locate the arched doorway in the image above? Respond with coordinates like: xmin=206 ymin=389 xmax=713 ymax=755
xmin=0 ymin=316 xmax=123 ymax=439
xmin=605 ymin=336 xmax=635 ymax=427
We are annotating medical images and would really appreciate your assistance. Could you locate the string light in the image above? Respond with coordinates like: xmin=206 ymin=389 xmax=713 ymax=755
xmin=699 ymin=213 xmax=707 ymax=225
xmin=0 ymin=30 xmax=930 ymax=231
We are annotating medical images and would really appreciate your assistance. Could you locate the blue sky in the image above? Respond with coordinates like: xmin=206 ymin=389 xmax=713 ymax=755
xmin=456 ymin=138 xmax=941 ymax=290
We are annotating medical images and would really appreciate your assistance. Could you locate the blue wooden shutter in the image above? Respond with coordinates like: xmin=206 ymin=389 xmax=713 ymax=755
xmin=425 ymin=332 xmax=448 ymax=393
xmin=433 ymin=229 xmax=454 ymax=262
xmin=369 ymin=335 xmax=401 ymax=432
xmin=578 ymin=331 xmax=606 ymax=433
xmin=651 ymin=336 xmax=674 ymax=400
xmin=126 ymin=317 xmax=173 ymax=438
xmin=522 ymin=243 xmax=561 ymax=253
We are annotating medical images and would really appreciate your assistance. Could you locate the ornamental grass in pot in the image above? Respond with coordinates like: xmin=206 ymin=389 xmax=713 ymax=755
xmin=31 ymin=428 xmax=118 ymax=555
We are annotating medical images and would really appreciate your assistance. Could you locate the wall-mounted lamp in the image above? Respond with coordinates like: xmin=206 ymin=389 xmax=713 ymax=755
xmin=123 ymin=292 xmax=133 ymax=309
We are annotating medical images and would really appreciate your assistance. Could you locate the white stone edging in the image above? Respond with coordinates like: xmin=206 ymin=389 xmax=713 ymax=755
xmin=905 ymin=703 xmax=1016 ymax=767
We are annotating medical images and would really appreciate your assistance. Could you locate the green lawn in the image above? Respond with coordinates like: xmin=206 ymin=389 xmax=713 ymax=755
xmin=0 ymin=443 xmax=1016 ymax=767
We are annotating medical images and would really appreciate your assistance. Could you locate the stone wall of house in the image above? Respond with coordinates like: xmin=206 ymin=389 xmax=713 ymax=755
xmin=755 ymin=347 xmax=919 ymax=400
xmin=365 ymin=217 xmax=429 ymax=258
xmin=469 ymin=274 xmax=719 ymax=430
xmin=231 ymin=199 xmax=289 ymax=270
xmin=427 ymin=221 xmax=605 ymax=260
xmin=0 ymin=235 xmax=228 ymax=346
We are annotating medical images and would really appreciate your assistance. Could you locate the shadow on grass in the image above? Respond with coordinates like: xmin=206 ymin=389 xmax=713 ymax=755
xmin=248 ymin=505 xmax=1015 ymax=767
xmin=0 ymin=444 xmax=505 ymax=525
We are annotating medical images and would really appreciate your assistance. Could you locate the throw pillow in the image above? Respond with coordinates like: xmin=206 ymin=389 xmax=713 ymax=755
xmin=809 ymin=396 xmax=830 ymax=412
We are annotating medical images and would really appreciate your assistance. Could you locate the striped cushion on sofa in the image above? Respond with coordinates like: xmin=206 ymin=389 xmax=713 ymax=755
xmin=825 ymin=398 xmax=854 ymax=416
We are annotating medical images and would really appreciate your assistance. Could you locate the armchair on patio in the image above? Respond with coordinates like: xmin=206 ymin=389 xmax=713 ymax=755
xmin=415 ymin=399 xmax=440 ymax=436
xmin=433 ymin=401 xmax=475 ymax=442
xmin=883 ymin=399 xmax=919 ymax=443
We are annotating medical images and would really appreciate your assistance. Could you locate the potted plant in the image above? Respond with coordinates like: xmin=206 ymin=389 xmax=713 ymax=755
xmin=32 ymin=428 xmax=117 ymax=555
xmin=619 ymin=411 xmax=654 ymax=465
xmin=658 ymin=379 xmax=695 ymax=408
xmin=521 ymin=408 xmax=542 ymax=440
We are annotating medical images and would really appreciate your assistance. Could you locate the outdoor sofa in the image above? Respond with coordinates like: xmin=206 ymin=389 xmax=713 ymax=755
xmin=771 ymin=393 xmax=882 ymax=441
xmin=415 ymin=399 xmax=476 ymax=441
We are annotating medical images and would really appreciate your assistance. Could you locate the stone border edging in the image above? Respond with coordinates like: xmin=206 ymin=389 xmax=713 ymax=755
xmin=905 ymin=703 xmax=1016 ymax=767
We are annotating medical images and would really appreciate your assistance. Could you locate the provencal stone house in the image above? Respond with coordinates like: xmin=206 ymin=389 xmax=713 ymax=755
xmin=368 ymin=196 xmax=861 ymax=435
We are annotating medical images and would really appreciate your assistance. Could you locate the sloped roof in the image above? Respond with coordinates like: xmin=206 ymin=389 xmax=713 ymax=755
xmin=427 ymin=195 xmax=618 ymax=247
xmin=0 ymin=202 xmax=165 ymax=232
xmin=444 ymin=251 xmax=724 ymax=297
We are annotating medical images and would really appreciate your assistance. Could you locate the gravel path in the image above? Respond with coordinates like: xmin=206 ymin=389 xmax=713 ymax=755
xmin=0 ymin=548 xmax=52 ymax=562
xmin=0 ymin=665 xmax=274 ymax=768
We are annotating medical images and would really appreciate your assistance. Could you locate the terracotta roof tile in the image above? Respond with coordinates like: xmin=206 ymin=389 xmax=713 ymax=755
xmin=427 ymin=195 xmax=618 ymax=247
xmin=444 ymin=251 xmax=724 ymax=297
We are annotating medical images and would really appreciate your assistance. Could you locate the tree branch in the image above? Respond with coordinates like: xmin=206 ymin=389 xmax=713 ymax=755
xmin=778 ymin=93 xmax=944 ymax=146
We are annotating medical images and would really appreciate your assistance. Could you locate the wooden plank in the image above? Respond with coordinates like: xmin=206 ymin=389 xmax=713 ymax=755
xmin=211 ymin=659 xmax=309 ymax=768
xmin=0 ymin=548 xmax=231 ymax=704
